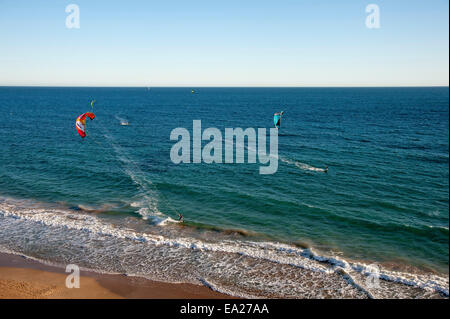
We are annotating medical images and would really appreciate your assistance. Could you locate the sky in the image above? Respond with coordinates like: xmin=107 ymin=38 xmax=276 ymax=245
xmin=0 ymin=0 xmax=448 ymax=86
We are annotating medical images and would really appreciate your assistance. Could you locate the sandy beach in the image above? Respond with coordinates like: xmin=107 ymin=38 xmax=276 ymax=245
xmin=0 ymin=252 xmax=230 ymax=299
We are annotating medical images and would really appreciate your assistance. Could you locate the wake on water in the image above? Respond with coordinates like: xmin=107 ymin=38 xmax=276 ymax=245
xmin=223 ymin=138 xmax=327 ymax=173
xmin=280 ymin=157 xmax=327 ymax=172
xmin=115 ymin=115 xmax=130 ymax=126
xmin=98 ymin=119 xmax=177 ymax=226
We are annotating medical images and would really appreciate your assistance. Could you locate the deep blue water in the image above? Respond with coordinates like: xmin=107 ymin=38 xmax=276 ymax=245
xmin=0 ymin=87 xmax=448 ymax=297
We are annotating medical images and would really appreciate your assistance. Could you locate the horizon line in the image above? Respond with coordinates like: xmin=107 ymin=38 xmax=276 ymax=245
xmin=0 ymin=85 xmax=449 ymax=88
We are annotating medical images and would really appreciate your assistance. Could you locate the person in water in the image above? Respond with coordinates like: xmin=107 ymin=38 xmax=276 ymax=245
xmin=178 ymin=213 xmax=183 ymax=222
xmin=324 ymin=166 xmax=329 ymax=173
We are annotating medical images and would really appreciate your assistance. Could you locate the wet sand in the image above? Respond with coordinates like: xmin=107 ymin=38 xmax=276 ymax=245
xmin=0 ymin=252 xmax=231 ymax=299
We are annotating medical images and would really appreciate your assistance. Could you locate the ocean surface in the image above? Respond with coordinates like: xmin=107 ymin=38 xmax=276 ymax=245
xmin=0 ymin=87 xmax=448 ymax=298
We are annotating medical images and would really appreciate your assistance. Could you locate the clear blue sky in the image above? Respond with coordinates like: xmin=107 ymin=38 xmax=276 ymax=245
xmin=0 ymin=0 xmax=448 ymax=86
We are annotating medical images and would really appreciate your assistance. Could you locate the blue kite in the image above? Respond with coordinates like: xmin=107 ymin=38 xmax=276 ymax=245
xmin=273 ymin=111 xmax=284 ymax=129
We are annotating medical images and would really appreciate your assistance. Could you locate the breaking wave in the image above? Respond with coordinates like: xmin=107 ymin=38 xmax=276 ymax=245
xmin=0 ymin=197 xmax=447 ymax=299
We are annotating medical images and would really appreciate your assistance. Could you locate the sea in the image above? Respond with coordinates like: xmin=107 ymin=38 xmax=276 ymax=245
xmin=0 ymin=86 xmax=448 ymax=298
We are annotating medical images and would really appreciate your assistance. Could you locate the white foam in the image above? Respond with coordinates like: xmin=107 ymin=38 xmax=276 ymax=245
xmin=0 ymin=199 xmax=448 ymax=297
xmin=115 ymin=115 xmax=130 ymax=126
xmin=427 ymin=225 xmax=449 ymax=231
xmin=199 ymin=278 xmax=259 ymax=299
xmin=280 ymin=157 xmax=327 ymax=172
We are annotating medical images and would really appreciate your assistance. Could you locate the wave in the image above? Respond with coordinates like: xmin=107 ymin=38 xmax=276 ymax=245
xmin=426 ymin=225 xmax=449 ymax=234
xmin=0 ymin=197 xmax=447 ymax=298
xmin=75 ymin=203 xmax=118 ymax=213
xmin=180 ymin=220 xmax=256 ymax=238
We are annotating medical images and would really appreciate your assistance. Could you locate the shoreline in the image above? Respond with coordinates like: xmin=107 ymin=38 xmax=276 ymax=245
xmin=0 ymin=252 xmax=232 ymax=299
xmin=0 ymin=196 xmax=448 ymax=298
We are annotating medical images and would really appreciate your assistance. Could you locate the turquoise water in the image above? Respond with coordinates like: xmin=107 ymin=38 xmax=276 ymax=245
xmin=0 ymin=87 xmax=448 ymax=298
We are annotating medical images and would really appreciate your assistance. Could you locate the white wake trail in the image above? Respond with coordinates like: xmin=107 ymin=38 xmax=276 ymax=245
xmin=99 ymin=123 xmax=172 ymax=225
